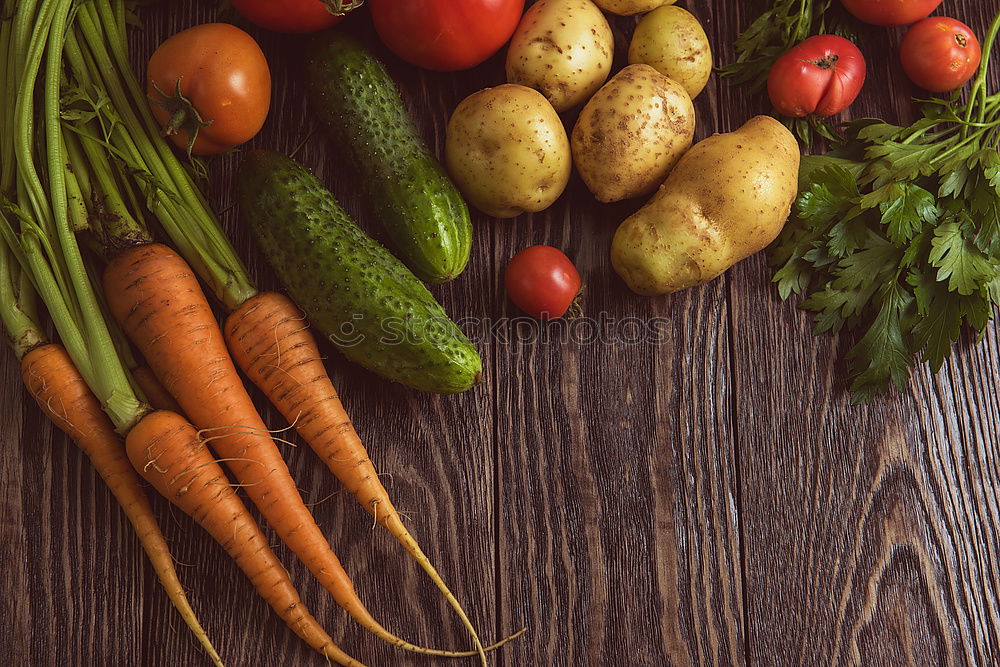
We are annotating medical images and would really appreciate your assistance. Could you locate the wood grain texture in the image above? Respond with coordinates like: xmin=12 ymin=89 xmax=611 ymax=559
xmin=0 ymin=1 xmax=998 ymax=666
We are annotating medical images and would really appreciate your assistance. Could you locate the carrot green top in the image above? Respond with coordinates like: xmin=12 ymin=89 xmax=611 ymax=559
xmin=66 ymin=0 xmax=258 ymax=312
xmin=1 ymin=0 xmax=267 ymax=431
xmin=0 ymin=0 xmax=147 ymax=432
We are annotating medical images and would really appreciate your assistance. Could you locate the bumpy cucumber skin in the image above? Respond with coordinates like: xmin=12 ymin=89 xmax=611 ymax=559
xmin=306 ymin=32 xmax=472 ymax=284
xmin=237 ymin=151 xmax=482 ymax=394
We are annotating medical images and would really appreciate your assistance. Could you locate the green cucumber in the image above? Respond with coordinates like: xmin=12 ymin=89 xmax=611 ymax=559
xmin=237 ymin=150 xmax=482 ymax=394
xmin=305 ymin=32 xmax=471 ymax=284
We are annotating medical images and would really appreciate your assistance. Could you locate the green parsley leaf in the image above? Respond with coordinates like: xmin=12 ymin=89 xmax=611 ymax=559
xmin=908 ymin=276 xmax=962 ymax=372
xmin=878 ymin=184 xmax=938 ymax=245
xmin=772 ymin=256 xmax=812 ymax=300
xmin=846 ymin=280 xmax=914 ymax=403
xmin=929 ymin=219 xmax=996 ymax=295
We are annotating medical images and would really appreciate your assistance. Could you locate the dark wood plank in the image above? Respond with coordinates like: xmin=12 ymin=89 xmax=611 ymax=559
xmin=722 ymin=1 xmax=1000 ymax=664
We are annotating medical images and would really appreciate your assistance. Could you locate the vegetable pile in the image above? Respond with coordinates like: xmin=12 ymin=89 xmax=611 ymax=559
xmin=1 ymin=0 xmax=520 ymax=663
xmin=4 ymin=0 xmax=1000 ymax=662
xmin=772 ymin=10 xmax=1000 ymax=402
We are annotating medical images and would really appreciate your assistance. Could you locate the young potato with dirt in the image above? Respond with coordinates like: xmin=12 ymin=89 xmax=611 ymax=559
xmin=611 ymin=116 xmax=800 ymax=295
xmin=505 ymin=0 xmax=614 ymax=111
xmin=446 ymin=84 xmax=571 ymax=218
xmin=571 ymin=63 xmax=696 ymax=203
xmin=628 ymin=5 xmax=713 ymax=99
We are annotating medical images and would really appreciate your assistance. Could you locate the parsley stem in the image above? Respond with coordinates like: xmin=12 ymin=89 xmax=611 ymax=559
xmin=929 ymin=133 xmax=982 ymax=168
xmin=795 ymin=0 xmax=808 ymax=40
xmin=963 ymin=10 xmax=1000 ymax=133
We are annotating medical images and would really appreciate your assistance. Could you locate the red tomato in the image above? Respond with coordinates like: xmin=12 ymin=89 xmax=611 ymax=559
xmin=505 ymin=246 xmax=582 ymax=320
xmin=370 ymin=0 xmax=525 ymax=71
xmin=231 ymin=0 xmax=360 ymax=33
xmin=840 ymin=0 xmax=942 ymax=26
xmin=768 ymin=35 xmax=867 ymax=118
xmin=900 ymin=17 xmax=981 ymax=92
xmin=148 ymin=24 xmax=271 ymax=156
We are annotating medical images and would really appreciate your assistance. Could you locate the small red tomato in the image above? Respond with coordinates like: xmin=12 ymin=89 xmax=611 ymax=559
xmin=768 ymin=35 xmax=867 ymax=118
xmin=840 ymin=0 xmax=942 ymax=27
xmin=505 ymin=246 xmax=582 ymax=320
xmin=901 ymin=17 xmax=981 ymax=92
xmin=231 ymin=0 xmax=360 ymax=33
xmin=147 ymin=24 xmax=271 ymax=156
xmin=370 ymin=0 xmax=525 ymax=72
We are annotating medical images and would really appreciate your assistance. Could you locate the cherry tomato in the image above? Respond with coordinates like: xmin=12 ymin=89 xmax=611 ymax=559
xmin=900 ymin=17 xmax=981 ymax=92
xmin=147 ymin=24 xmax=271 ymax=156
xmin=370 ymin=0 xmax=525 ymax=72
xmin=768 ymin=35 xmax=867 ymax=118
xmin=840 ymin=0 xmax=942 ymax=27
xmin=505 ymin=246 xmax=582 ymax=320
xmin=231 ymin=0 xmax=360 ymax=34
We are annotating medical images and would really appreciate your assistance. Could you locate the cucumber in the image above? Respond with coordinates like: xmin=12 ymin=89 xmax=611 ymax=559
xmin=237 ymin=150 xmax=482 ymax=394
xmin=305 ymin=32 xmax=471 ymax=284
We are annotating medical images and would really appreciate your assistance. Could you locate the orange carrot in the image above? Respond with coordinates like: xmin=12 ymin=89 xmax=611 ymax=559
xmin=133 ymin=365 xmax=182 ymax=413
xmin=224 ymin=290 xmax=493 ymax=654
xmin=21 ymin=343 xmax=222 ymax=667
xmin=103 ymin=242 xmax=481 ymax=659
xmin=125 ymin=409 xmax=365 ymax=667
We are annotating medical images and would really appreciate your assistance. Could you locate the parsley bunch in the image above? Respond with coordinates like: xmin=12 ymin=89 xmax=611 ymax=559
xmin=771 ymin=11 xmax=1000 ymax=403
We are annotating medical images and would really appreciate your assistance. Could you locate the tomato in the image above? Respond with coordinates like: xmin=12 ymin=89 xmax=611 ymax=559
xmin=147 ymin=24 xmax=271 ymax=156
xmin=767 ymin=35 xmax=867 ymax=118
xmin=840 ymin=0 xmax=942 ymax=27
xmin=900 ymin=17 xmax=981 ymax=92
xmin=505 ymin=246 xmax=582 ymax=320
xmin=231 ymin=0 xmax=360 ymax=33
xmin=370 ymin=0 xmax=525 ymax=72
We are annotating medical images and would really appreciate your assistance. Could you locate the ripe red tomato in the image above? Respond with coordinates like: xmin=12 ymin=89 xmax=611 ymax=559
xmin=370 ymin=0 xmax=525 ymax=71
xmin=840 ymin=0 xmax=942 ymax=27
xmin=768 ymin=35 xmax=867 ymax=118
xmin=147 ymin=24 xmax=271 ymax=156
xmin=900 ymin=17 xmax=981 ymax=92
xmin=231 ymin=0 xmax=360 ymax=33
xmin=505 ymin=246 xmax=582 ymax=320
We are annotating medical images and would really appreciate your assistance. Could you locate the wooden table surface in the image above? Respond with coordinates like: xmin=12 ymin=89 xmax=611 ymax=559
xmin=3 ymin=1 xmax=1000 ymax=665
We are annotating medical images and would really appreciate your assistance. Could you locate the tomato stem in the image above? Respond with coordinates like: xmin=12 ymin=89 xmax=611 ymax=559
xmin=148 ymin=78 xmax=213 ymax=159
xmin=565 ymin=287 xmax=585 ymax=320
xmin=320 ymin=0 xmax=365 ymax=16
xmin=804 ymin=53 xmax=838 ymax=70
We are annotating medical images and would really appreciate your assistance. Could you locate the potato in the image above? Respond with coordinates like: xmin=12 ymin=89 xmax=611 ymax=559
xmin=505 ymin=0 xmax=614 ymax=112
xmin=571 ymin=64 xmax=695 ymax=203
xmin=445 ymin=84 xmax=571 ymax=218
xmin=628 ymin=6 xmax=712 ymax=99
xmin=593 ymin=0 xmax=675 ymax=15
xmin=611 ymin=116 xmax=800 ymax=296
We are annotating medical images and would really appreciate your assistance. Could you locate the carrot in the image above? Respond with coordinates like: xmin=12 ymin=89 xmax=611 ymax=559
xmin=133 ymin=364 xmax=182 ymax=413
xmin=20 ymin=343 xmax=223 ymax=667
xmin=3 ymin=1 xmax=361 ymax=660
xmin=126 ymin=409 xmax=367 ymax=667
xmin=103 ymin=242 xmax=484 ymax=659
xmin=225 ymin=290 xmax=497 ymax=653
xmin=56 ymin=2 xmax=513 ymax=659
